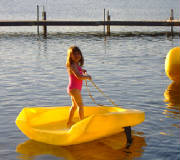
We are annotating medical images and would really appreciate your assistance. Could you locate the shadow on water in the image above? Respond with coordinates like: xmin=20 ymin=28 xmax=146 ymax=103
xmin=163 ymin=81 xmax=180 ymax=121
xmin=16 ymin=131 xmax=146 ymax=160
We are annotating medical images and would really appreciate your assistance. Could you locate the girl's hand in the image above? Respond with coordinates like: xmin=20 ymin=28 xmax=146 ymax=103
xmin=87 ymin=75 xmax=92 ymax=80
xmin=82 ymin=69 xmax=87 ymax=74
xmin=82 ymin=69 xmax=91 ymax=80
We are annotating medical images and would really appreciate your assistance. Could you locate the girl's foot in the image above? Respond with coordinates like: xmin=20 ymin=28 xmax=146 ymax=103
xmin=67 ymin=121 xmax=75 ymax=128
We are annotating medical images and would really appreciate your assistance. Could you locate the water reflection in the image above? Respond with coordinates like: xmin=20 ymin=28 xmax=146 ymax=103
xmin=163 ymin=82 xmax=180 ymax=120
xmin=37 ymin=38 xmax=48 ymax=56
xmin=16 ymin=131 xmax=146 ymax=160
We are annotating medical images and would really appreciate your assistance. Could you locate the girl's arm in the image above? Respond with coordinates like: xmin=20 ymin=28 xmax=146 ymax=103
xmin=68 ymin=64 xmax=91 ymax=80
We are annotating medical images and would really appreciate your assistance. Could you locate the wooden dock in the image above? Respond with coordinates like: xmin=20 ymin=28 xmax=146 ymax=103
xmin=0 ymin=7 xmax=180 ymax=37
xmin=0 ymin=20 xmax=180 ymax=26
xmin=0 ymin=7 xmax=179 ymax=37
xmin=0 ymin=20 xmax=179 ymax=37
xmin=0 ymin=8 xmax=180 ymax=37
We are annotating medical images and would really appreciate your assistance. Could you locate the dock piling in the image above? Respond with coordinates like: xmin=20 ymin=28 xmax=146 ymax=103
xmin=107 ymin=10 xmax=111 ymax=36
xmin=37 ymin=5 xmax=40 ymax=36
xmin=170 ymin=9 xmax=174 ymax=36
xmin=42 ymin=6 xmax=47 ymax=37
xmin=104 ymin=9 xmax=106 ymax=36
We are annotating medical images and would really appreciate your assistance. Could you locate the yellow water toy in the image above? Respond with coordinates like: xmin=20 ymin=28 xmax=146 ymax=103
xmin=165 ymin=47 xmax=180 ymax=82
xmin=16 ymin=106 xmax=145 ymax=146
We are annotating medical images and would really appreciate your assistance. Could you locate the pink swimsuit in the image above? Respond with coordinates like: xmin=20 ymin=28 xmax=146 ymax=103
xmin=67 ymin=65 xmax=83 ymax=93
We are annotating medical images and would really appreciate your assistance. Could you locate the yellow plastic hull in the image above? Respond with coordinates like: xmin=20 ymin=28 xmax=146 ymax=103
xmin=16 ymin=106 xmax=145 ymax=146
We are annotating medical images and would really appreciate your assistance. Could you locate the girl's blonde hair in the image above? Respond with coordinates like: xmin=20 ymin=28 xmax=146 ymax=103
xmin=66 ymin=46 xmax=84 ymax=67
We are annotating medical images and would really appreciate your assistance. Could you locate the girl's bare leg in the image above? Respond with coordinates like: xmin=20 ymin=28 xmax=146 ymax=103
xmin=67 ymin=89 xmax=84 ymax=127
xmin=67 ymin=97 xmax=77 ymax=127
xmin=73 ymin=90 xmax=84 ymax=120
xmin=78 ymin=104 xmax=84 ymax=120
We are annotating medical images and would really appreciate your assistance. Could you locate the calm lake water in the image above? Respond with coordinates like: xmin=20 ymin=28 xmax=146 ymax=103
xmin=0 ymin=0 xmax=180 ymax=160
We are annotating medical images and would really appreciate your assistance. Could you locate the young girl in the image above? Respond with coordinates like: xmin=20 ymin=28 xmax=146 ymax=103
xmin=66 ymin=46 xmax=91 ymax=127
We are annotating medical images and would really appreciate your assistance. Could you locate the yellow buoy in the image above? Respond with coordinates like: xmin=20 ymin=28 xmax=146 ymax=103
xmin=165 ymin=47 xmax=180 ymax=82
